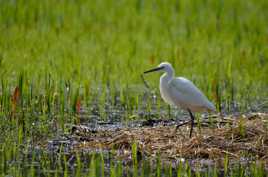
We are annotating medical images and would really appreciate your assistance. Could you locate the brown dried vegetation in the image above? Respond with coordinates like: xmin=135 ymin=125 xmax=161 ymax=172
xmin=71 ymin=113 xmax=268 ymax=166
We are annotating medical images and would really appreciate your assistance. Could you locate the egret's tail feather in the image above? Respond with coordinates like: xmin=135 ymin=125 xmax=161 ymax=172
xmin=207 ymin=101 xmax=216 ymax=112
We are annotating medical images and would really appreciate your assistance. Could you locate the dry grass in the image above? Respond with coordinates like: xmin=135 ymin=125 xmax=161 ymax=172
xmin=71 ymin=113 xmax=268 ymax=166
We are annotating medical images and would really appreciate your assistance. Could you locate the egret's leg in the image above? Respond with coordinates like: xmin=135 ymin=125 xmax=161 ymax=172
xmin=173 ymin=112 xmax=192 ymax=135
xmin=168 ymin=105 xmax=171 ymax=119
xmin=174 ymin=120 xmax=191 ymax=133
xmin=188 ymin=109 xmax=195 ymax=138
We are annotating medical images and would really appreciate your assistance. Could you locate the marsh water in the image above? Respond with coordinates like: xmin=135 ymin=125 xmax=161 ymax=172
xmin=3 ymin=87 xmax=265 ymax=177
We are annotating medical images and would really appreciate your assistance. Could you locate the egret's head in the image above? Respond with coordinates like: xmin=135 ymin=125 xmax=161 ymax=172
xmin=144 ymin=62 xmax=174 ymax=75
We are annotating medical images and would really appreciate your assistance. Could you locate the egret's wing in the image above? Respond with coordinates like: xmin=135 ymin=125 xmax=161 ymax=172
xmin=168 ymin=77 xmax=215 ymax=111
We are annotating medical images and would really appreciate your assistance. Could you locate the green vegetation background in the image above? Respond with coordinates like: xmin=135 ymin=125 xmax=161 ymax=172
xmin=0 ymin=0 xmax=268 ymax=113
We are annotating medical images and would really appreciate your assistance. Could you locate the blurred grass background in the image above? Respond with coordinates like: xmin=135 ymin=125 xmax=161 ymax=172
xmin=0 ymin=0 xmax=268 ymax=115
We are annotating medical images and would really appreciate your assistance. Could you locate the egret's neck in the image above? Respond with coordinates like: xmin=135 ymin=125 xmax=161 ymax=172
xmin=164 ymin=66 xmax=174 ymax=81
xmin=161 ymin=71 xmax=174 ymax=83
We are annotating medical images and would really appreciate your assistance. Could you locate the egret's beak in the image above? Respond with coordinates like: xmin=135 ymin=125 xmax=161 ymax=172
xmin=143 ymin=66 xmax=164 ymax=74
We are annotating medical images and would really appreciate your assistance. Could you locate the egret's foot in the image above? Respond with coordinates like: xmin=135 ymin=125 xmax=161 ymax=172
xmin=172 ymin=120 xmax=191 ymax=136
xmin=189 ymin=124 xmax=194 ymax=138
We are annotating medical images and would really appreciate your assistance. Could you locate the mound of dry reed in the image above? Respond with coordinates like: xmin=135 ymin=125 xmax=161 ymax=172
xmin=72 ymin=113 xmax=268 ymax=165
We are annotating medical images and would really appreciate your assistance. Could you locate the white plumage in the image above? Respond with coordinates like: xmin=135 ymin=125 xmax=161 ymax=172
xmin=144 ymin=62 xmax=216 ymax=137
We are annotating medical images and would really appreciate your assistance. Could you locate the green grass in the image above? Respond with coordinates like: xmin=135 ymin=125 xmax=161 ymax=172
xmin=0 ymin=0 xmax=267 ymax=111
xmin=0 ymin=0 xmax=268 ymax=176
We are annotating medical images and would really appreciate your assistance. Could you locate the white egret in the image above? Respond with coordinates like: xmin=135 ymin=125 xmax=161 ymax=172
xmin=143 ymin=62 xmax=216 ymax=138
